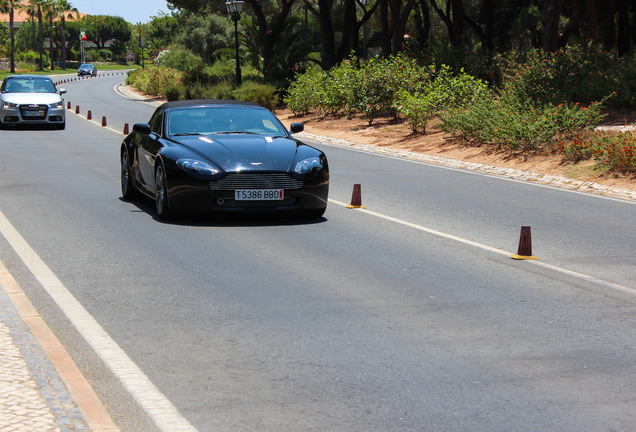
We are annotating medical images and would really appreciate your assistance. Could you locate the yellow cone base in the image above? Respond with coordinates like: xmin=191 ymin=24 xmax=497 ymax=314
xmin=346 ymin=205 xmax=366 ymax=209
xmin=510 ymin=254 xmax=538 ymax=260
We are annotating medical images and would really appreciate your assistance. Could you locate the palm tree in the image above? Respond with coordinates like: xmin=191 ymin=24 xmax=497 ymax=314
xmin=0 ymin=0 xmax=23 ymax=73
xmin=42 ymin=0 xmax=61 ymax=69
xmin=24 ymin=0 xmax=37 ymax=52
xmin=55 ymin=0 xmax=78 ymax=69
xmin=27 ymin=0 xmax=47 ymax=70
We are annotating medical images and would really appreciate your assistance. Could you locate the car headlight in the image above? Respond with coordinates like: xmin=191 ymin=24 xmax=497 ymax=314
xmin=2 ymin=101 xmax=17 ymax=109
xmin=49 ymin=101 xmax=63 ymax=109
xmin=294 ymin=157 xmax=323 ymax=174
xmin=176 ymin=159 xmax=220 ymax=176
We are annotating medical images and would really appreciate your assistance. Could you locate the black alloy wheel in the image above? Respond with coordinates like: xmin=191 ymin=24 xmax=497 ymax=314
xmin=155 ymin=163 xmax=172 ymax=219
xmin=120 ymin=149 xmax=138 ymax=200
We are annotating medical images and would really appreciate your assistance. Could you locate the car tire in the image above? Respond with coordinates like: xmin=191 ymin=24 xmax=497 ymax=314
xmin=121 ymin=148 xmax=138 ymax=200
xmin=155 ymin=163 xmax=172 ymax=219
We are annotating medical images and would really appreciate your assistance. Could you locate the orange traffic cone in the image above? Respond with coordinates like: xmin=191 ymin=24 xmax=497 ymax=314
xmin=346 ymin=184 xmax=366 ymax=209
xmin=511 ymin=226 xmax=538 ymax=260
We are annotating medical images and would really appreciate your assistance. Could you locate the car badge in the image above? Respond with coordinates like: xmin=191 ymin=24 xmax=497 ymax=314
xmin=29 ymin=104 xmax=39 ymax=109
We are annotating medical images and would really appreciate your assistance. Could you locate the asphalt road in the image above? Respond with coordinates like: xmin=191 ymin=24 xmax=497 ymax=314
xmin=0 ymin=74 xmax=635 ymax=432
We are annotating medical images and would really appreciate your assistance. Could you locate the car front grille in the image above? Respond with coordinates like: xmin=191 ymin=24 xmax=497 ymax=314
xmin=19 ymin=104 xmax=48 ymax=121
xmin=209 ymin=173 xmax=303 ymax=191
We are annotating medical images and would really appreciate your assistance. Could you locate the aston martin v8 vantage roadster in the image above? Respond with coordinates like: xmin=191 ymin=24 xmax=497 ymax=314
xmin=120 ymin=100 xmax=329 ymax=219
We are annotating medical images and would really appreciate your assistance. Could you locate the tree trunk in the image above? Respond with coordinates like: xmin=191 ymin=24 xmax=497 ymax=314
xmin=542 ymin=0 xmax=563 ymax=52
xmin=616 ymin=0 xmax=631 ymax=55
xmin=49 ymin=17 xmax=54 ymax=70
xmin=318 ymin=0 xmax=337 ymax=69
xmin=601 ymin=0 xmax=616 ymax=49
xmin=450 ymin=0 xmax=464 ymax=46
xmin=38 ymin=6 xmax=44 ymax=71
xmin=380 ymin=0 xmax=391 ymax=56
xmin=9 ymin=8 xmax=15 ymax=73
xmin=245 ymin=0 xmax=296 ymax=83
xmin=61 ymin=16 xmax=67 ymax=69
xmin=572 ymin=0 xmax=597 ymax=40
xmin=336 ymin=0 xmax=357 ymax=59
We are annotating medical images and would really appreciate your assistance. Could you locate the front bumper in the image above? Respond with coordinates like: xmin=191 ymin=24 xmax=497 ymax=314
xmin=1 ymin=104 xmax=66 ymax=126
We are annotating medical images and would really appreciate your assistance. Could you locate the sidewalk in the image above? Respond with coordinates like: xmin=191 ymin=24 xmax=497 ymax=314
xmin=0 ymin=287 xmax=89 ymax=432
xmin=0 ymin=257 xmax=119 ymax=432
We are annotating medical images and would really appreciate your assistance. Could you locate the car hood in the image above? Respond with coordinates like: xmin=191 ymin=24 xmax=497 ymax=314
xmin=1 ymin=93 xmax=62 ymax=104
xmin=176 ymin=134 xmax=299 ymax=172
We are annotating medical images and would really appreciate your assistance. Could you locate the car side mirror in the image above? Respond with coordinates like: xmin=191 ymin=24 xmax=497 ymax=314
xmin=290 ymin=123 xmax=304 ymax=133
xmin=59 ymin=88 xmax=67 ymax=95
xmin=133 ymin=123 xmax=152 ymax=134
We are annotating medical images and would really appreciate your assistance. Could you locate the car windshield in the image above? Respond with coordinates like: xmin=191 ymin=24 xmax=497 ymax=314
xmin=167 ymin=106 xmax=288 ymax=137
xmin=3 ymin=78 xmax=56 ymax=94
xmin=80 ymin=64 xmax=93 ymax=69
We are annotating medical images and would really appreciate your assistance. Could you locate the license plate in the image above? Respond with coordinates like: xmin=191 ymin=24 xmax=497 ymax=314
xmin=235 ymin=189 xmax=284 ymax=201
xmin=23 ymin=111 xmax=44 ymax=117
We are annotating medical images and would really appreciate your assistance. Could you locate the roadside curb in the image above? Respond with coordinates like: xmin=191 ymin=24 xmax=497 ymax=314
xmin=0 ymin=258 xmax=120 ymax=432
xmin=296 ymin=131 xmax=636 ymax=202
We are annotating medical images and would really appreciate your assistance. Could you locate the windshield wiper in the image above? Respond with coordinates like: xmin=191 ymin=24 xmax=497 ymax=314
xmin=172 ymin=132 xmax=202 ymax=136
xmin=211 ymin=131 xmax=259 ymax=135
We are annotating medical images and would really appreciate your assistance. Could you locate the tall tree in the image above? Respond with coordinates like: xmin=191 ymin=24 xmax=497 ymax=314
xmin=244 ymin=0 xmax=297 ymax=83
xmin=542 ymin=0 xmax=563 ymax=52
xmin=429 ymin=0 xmax=464 ymax=47
xmin=42 ymin=0 xmax=61 ymax=69
xmin=84 ymin=15 xmax=132 ymax=50
xmin=0 ymin=0 xmax=22 ymax=72
xmin=388 ymin=0 xmax=415 ymax=54
xmin=33 ymin=0 xmax=46 ymax=70
xmin=55 ymin=0 xmax=78 ymax=69
xmin=303 ymin=0 xmax=380 ymax=68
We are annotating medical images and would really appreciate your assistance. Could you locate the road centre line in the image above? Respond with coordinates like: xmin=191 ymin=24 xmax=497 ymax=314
xmin=0 ymin=209 xmax=197 ymax=432
xmin=329 ymin=198 xmax=636 ymax=297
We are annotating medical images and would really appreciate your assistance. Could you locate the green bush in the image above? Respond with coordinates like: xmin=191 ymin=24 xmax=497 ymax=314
xmin=232 ymin=82 xmax=279 ymax=111
xmin=184 ymin=81 xmax=234 ymax=100
xmin=164 ymin=84 xmax=183 ymax=101
xmin=127 ymin=66 xmax=184 ymax=97
xmin=359 ymin=54 xmax=427 ymax=124
xmin=284 ymin=67 xmax=330 ymax=117
xmin=16 ymin=50 xmax=41 ymax=64
xmin=440 ymin=90 xmax=604 ymax=151
xmin=547 ymin=131 xmax=636 ymax=174
xmin=157 ymin=48 xmax=203 ymax=72
xmin=395 ymin=90 xmax=437 ymax=134
xmin=497 ymin=44 xmax=636 ymax=108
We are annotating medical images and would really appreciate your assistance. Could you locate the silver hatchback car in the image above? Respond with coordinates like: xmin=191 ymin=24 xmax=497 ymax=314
xmin=0 ymin=75 xmax=67 ymax=130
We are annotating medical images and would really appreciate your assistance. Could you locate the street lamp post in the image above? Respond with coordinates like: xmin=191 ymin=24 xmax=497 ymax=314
xmin=225 ymin=0 xmax=244 ymax=87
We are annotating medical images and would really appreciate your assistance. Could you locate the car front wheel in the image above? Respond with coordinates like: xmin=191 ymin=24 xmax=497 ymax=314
xmin=121 ymin=149 xmax=138 ymax=200
xmin=155 ymin=164 xmax=172 ymax=219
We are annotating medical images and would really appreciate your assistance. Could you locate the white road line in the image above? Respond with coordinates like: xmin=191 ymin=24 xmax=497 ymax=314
xmin=0 ymin=210 xmax=198 ymax=432
xmin=329 ymin=199 xmax=636 ymax=297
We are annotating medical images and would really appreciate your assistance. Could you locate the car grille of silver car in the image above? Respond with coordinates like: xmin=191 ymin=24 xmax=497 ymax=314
xmin=209 ymin=173 xmax=303 ymax=190
xmin=19 ymin=104 xmax=48 ymax=121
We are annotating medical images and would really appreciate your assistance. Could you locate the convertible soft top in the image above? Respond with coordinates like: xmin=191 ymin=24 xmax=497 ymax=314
xmin=159 ymin=99 xmax=262 ymax=110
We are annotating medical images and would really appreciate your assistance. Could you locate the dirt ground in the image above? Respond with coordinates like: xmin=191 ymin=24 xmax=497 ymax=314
xmin=277 ymin=108 xmax=636 ymax=196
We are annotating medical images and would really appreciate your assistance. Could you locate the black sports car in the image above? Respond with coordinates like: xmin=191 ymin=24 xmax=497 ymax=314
xmin=120 ymin=100 xmax=329 ymax=219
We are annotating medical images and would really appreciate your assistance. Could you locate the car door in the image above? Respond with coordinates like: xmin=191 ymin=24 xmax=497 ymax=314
xmin=136 ymin=109 xmax=165 ymax=193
